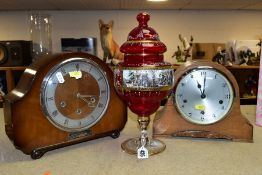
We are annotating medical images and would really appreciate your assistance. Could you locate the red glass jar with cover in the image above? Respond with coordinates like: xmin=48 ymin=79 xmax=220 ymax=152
xmin=114 ymin=12 xmax=174 ymax=157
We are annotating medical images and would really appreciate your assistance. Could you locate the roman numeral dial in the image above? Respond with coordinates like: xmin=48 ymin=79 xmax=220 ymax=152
xmin=41 ymin=58 xmax=110 ymax=132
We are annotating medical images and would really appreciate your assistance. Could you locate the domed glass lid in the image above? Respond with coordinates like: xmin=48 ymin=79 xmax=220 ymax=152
xmin=120 ymin=12 xmax=166 ymax=54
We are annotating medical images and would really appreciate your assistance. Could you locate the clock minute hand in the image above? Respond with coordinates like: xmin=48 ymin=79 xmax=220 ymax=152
xmin=201 ymin=74 xmax=207 ymax=99
xmin=77 ymin=94 xmax=90 ymax=103
xmin=77 ymin=94 xmax=96 ymax=98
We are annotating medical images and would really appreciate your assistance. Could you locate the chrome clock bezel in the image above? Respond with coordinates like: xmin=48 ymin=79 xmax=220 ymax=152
xmin=173 ymin=66 xmax=235 ymax=125
xmin=40 ymin=57 xmax=110 ymax=132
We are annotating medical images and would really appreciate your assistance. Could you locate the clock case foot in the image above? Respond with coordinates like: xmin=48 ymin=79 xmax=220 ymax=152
xmin=153 ymin=97 xmax=253 ymax=143
xmin=29 ymin=130 xmax=121 ymax=159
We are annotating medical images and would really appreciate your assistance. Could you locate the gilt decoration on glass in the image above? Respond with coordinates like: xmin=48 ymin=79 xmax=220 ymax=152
xmin=114 ymin=12 xmax=174 ymax=158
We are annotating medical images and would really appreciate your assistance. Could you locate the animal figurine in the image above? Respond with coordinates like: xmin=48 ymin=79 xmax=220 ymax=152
xmin=171 ymin=46 xmax=183 ymax=62
xmin=212 ymin=46 xmax=232 ymax=66
xmin=172 ymin=34 xmax=193 ymax=62
xmin=179 ymin=34 xmax=194 ymax=61
xmin=99 ymin=19 xmax=124 ymax=65
xmin=238 ymin=49 xmax=254 ymax=65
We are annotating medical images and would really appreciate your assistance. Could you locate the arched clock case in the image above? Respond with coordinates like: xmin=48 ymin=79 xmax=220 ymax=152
xmin=153 ymin=61 xmax=253 ymax=142
xmin=3 ymin=52 xmax=127 ymax=159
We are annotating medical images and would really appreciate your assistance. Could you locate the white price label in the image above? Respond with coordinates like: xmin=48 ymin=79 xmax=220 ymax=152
xmin=137 ymin=146 xmax=149 ymax=159
xmin=56 ymin=72 xmax=65 ymax=83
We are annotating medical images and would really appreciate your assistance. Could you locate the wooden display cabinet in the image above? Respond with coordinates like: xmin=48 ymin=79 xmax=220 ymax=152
xmin=226 ymin=65 xmax=259 ymax=105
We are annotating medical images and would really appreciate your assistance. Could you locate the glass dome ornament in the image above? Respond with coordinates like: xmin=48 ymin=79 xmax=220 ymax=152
xmin=114 ymin=12 xmax=174 ymax=158
xmin=29 ymin=12 xmax=52 ymax=62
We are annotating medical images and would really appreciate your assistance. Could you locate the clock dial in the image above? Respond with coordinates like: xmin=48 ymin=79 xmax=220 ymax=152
xmin=174 ymin=67 xmax=234 ymax=125
xmin=41 ymin=57 xmax=110 ymax=131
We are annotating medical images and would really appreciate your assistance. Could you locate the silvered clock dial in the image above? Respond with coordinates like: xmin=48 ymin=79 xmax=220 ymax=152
xmin=41 ymin=57 xmax=110 ymax=131
xmin=174 ymin=67 xmax=234 ymax=125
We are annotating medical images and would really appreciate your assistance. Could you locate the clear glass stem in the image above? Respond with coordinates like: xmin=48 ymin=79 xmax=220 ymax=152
xmin=121 ymin=116 xmax=166 ymax=156
xmin=138 ymin=117 xmax=150 ymax=147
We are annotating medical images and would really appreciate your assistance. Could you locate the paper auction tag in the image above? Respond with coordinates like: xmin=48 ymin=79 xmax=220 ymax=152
xmin=137 ymin=146 xmax=149 ymax=159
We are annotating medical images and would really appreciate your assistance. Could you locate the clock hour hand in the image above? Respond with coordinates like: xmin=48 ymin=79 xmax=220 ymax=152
xmin=77 ymin=93 xmax=96 ymax=107
xmin=196 ymin=80 xmax=206 ymax=99
xmin=196 ymin=81 xmax=203 ymax=94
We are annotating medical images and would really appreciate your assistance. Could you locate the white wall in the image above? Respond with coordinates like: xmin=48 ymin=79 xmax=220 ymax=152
xmin=0 ymin=10 xmax=261 ymax=63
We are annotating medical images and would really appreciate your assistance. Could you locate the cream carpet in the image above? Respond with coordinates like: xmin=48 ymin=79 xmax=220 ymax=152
xmin=0 ymin=106 xmax=262 ymax=175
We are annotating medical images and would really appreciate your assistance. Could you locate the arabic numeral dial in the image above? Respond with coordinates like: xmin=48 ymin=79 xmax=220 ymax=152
xmin=174 ymin=68 xmax=234 ymax=125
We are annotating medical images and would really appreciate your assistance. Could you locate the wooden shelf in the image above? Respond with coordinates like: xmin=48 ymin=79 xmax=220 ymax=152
xmin=173 ymin=64 xmax=260 ymax=70
xmin=1 ymin=64 xmax=259 ymax=105
xmin=226 ymin=65 xmax=260 ymax=70
xmin=0 ymin=66 xmax=27 ymax=71
xmin=240 ymin=98 xmax=257 ymax=105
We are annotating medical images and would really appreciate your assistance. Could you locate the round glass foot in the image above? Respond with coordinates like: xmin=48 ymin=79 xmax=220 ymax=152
xmin=121 ymin=138 xmax=166 ymax=155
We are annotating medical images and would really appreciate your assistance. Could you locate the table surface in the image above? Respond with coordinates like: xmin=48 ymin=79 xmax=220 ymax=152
xmin=0 ymin=105 xmax=261 ymax=175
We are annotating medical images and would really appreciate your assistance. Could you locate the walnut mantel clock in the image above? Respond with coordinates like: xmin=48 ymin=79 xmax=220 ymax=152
xmin=153 ymin=61 xmax=253 ymax=142
xmin=4 ymin=52 xmax=127 ymax=159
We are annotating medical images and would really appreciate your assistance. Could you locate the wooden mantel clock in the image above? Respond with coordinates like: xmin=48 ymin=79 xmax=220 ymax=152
xmin=153 ymin=60 xmax=253 ymax=142
xmin=4 ymin=52 xmax=127 ymax=159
